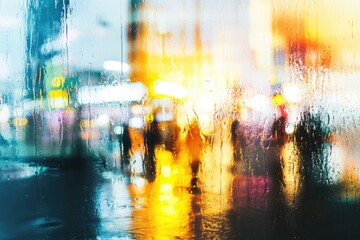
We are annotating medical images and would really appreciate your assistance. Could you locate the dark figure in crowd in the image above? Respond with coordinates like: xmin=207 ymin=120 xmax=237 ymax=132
xmin=267 ymin=115 xmax=287 ymax=183
xmin=231 ymin=117 xmax=241 ymax=163
xmin=185 ymin=120 xmax=203 ymax=192
xmin=120 ymin=124 xmax=132 ymax=169
xmin=270 ymin=115 xmax=288 ymax=147
xmin=295 ymin=110 xmax=331 ymax=191
xmin=293 ymin=110 xmax=333 ymax=239
xmin=266 ymin=115 xmax=289 ymax=237
xmin=266 ymin=115 xmax=288 ymax=189
xmin=164 ymin=120 xmax=180 ymax=156
xmin=235 ymin=119 xmax=266 ymax=176
xmin=144 ymin=118 xmax=160 ymax=181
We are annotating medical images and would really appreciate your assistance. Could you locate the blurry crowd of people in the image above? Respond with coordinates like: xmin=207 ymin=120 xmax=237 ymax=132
xmin=115 ymin=112 xmax=205 ymax=191
xmin=96 ymin=93 xmax=337 ymax=240
xmin=229 ymin=105 xmax=333 ymax=238
xmin=115 ymin=101 xmax=332 ymax=211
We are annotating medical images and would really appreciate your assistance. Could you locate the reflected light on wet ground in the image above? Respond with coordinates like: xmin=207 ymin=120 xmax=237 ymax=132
xmin=281 ymin=141 xmax=301 ymax=207
xmin=96 ymin=128 xmax=236 ymax=239
xmin=127 ymin=148 xmax=192 ymax=239
xmin=0 ymin=161 xmax=46 ymax=181
xmin=97 ymin=172 xmax=132 ymax=238
xmin=128 ymin=178 xmax=191 ymax=239
xmin=5 ymin=123 xmax=360 ymax=239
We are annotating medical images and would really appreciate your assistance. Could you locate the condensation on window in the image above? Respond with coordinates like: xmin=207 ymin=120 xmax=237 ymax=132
xmin=0 ymin=0 xmax=359 ymax=239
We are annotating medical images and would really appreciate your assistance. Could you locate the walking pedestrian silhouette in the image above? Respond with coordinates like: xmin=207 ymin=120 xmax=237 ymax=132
xmin=185 ymin=120 xmax=203 ymax=194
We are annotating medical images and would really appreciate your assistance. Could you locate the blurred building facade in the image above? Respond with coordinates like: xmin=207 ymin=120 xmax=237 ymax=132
xmin=129 ymin=0 xmax=275 ymax=131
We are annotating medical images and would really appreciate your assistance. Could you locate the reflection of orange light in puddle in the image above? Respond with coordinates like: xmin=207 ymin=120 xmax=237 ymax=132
xmin=281 ymin=141 xmax=301 ymax=206
xmin=155 ymin=146 xmax=189 ymax=187
xmin=129 ymin=181 xmax=189 ymax=238
xmin=159 ymin=183 xmax=178 ymax=216
xmin=128 ymin=149 xmax=191 ymax=238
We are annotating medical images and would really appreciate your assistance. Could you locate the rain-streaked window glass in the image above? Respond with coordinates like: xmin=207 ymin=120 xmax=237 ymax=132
xmin=1 ymin=0 xmax=360 ymax=239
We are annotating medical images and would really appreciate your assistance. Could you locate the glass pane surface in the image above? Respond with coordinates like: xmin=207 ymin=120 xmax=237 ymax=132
xmin=0 ymin=0 xmax=360 ymax=239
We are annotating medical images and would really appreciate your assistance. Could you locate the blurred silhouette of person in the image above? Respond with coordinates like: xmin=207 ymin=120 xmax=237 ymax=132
xmin=266 ymin=106 xmax=289 ymax=185
xmin=164 ymin=120 xmax=180 ymax=156
xmin=265 ymin=114 xmax=289 ymax=238
xmin=295 ymin=110 xmax=328 ymax=192
xmin=266 ymin=114 xmax=288 ymax=191
xmin=144 ymin=117 xmax=160 ymax=181
xmin=267 ymin=116 xmax=286 ymax=179
xmin=270 ymin=115 xmax=288 ymax=147
xmin=293 ymin=110 xmax=333 ymax=239
xmin=235 ymin=118 xmax=266 ymax=177
xmin=120 ymin=124 xmax=132 ymax=169
xmin=185 ymin=120 xmax=203 ymax=192
xmin=231 ymin=117 xmax=241 ymax=164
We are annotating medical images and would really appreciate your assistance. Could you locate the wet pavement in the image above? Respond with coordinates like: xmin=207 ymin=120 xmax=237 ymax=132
xmin=1 ymin=133 xmax=360 ymax=239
